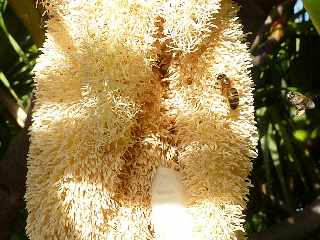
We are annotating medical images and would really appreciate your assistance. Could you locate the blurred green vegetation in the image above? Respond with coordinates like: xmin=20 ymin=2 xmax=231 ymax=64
xmin=0 ymin=0 xmax=37 ymax=157
xmin=304 ymin=0 xmax=320 ymax=33
xmin=0 ymin=0 xmax=319 ymax=239
xmin=0 ymin=0 xmax=38 ymax=238
xmin=245 ymin=1 xmax=320 ymax=236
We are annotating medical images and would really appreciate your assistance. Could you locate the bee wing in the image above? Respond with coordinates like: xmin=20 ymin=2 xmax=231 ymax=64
xmin=306 ymin=99 xmax=315 ymax=109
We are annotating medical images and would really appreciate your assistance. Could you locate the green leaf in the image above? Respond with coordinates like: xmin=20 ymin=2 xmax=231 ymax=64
xmin=304 ymin=0 xmax=320 ymax=33
xmin=293 ymin=129 xmax=308 ymax=142
xmin=0 ymin=14 xmax=30 ymax=66
xmin=270 ymin=108 xmax=308 ymax=191
xmin=0 ymin=71 xmax=21 ymax=103
xmin=0 ymin=0 xmax=7 ymax=13
xmin=267 ymin=123 xmax=291 ymax=207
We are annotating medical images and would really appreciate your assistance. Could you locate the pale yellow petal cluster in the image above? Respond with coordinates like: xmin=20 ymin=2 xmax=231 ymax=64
xmin=26 ymin=0 xmax=258 ymax=239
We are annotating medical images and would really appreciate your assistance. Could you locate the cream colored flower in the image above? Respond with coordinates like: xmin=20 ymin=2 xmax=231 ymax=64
xmin=26 ymin=0 xmax=258 ymax=239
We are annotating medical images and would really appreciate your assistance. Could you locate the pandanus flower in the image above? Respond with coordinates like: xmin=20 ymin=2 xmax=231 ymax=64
xmin=26 ymin=0 xmax=258 ymax=239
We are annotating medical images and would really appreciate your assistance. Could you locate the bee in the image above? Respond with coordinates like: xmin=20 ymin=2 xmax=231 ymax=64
xmin=217 ymin=73 xmax=239 ymax=110
xmin=287 ymin=91 xmax=316 ymax=117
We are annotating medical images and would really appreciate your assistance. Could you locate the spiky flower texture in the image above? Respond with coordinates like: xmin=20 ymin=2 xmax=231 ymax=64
xmin=26 ymin=0 xmax=258 ymax=239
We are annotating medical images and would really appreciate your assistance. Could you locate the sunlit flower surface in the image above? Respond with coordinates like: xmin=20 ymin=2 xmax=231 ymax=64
xmin=26 ymin=0 xmax=257 ymax=239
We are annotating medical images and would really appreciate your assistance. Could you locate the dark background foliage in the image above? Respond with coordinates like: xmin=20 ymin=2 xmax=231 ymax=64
xmin=0 ymin=0 xmax=319 ymax=239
